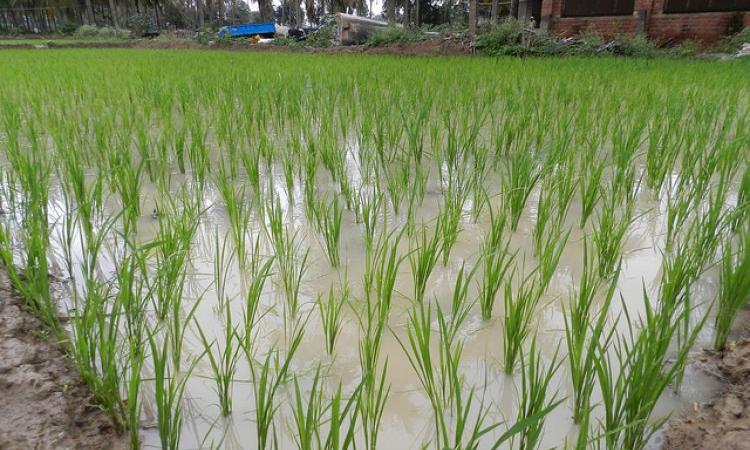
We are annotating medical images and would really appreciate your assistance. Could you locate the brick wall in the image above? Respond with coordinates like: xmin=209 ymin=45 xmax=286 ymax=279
xmin=540 ymin=0 xmax=750 ymax=43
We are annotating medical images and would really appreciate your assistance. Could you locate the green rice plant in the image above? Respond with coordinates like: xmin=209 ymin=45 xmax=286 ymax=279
xmin=319 ymin=282 xmax=347 ymax=355
xmin=251 ymin=325 xmax=304 ymax=450
xmin=0 ymin=126 xmax=57 ymax=330
xmin=358 ymin=190 xmax=383 ymax=255
xmin=409 ymin=223 xmax=443 ymax=303
xmin=577 ymin=153 xmax=604 ymax=228
xmin=594 ymin=289 xmax=707 ymax=450
xmin=438 ymin=173 xmax=470 ymax=266
xmin=592 ymin=194 xmax=633 ymax=279
xmin=278 ymin=231 xmax=310 ymax=322
xmin=314 ymin=195 xmax=343 ymax=268
xmin=242 ymin=256 xmax=275 ymax=352
xmin=503 ymin=271 xmax=543 ymax=374
xmin=195 ymin=304 xmax=243 ymax=417
xmin=536 ymin=225 xmax=569 ymax=293
xmin=292 ymin=366 xmax=325 ymax=450
xmin=357 ymin=231 xmax=403 ymax=450
xmin=151 ymin=191 xmax=201 ymax=320
xmin=514 ymin=338 xmax=563 ymax=450
xmin=148 ymin=328 xmax=202 ymax=450
xmin=405 ymin=164 xmax=429 ymax=236
xmin=713 ymin=230 xmax=750 ymax=351
xmin=478 ymin=235 xmax=516 ymax=320
xmin=215 ymin=166 xmax=253 ymax=269
xmin=502 ymin=149 xmax=541 ymax=231
xmin=323 ymin=380 xmax=361 ymax=450
xmin=447 ymin=263 xmax=478 ymax=341
xmin=532 ymin=180 xmax=556 ymax=257
xmin=563 ymin=241 xmax=619 ymax=423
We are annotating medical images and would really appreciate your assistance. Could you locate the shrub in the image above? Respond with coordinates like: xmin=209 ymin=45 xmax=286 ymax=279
xmin=669 ymin=39 xmax=702 ymax=57
xmin=475 ymin=18 xmax=524 ymax=55
xmin=59 ymin=21 xmax=78 ymax=34
xmin=570 ymin=32 xmax=605 ymax=56
xmin=97 ymin=26 xmax=117 ymax=38
xmin=613 ymin=33 xmax=655 ymax=57
xmin=128 ymin=13 xmax=155 ymax=37
xmin=367 ymin=26 xmax=425 ymax=47
xmin=304 ymin=23 xmax=334 ymax=48
xmin=722 ymin=27 xmax=750 ymax=52
xmin=74 ymin=24 xmax=99 ymax=38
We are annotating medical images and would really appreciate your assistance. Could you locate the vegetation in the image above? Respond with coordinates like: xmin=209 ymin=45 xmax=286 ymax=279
xmin=0 ymin=49 xmax=748 ymax=449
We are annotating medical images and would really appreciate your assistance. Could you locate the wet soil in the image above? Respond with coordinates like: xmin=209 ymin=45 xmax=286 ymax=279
xmin=0 ymin=274 xmax=128 ymax=450
xmin=664 ymin=309 xmax=750 ymax=450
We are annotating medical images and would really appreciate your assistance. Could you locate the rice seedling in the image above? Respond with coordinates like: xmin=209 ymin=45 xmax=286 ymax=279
xmin=503 ymin=149 xmax=541 ymax=232
xmin=195 ymin=303 xmax=243 ymax=417
xmin=215 ymin=166 xmax=253 ymax=269
xmin=242 ymin=256 xmax=275 ymax=352
xmin=410 ymin=223 xmax=443 ymax=303
xmin=3 ymin=50 xmax=749 ymax=450
xmin=503 ymin=271 xmax=543 ymax=374
xmin=563 ymin=241 xmax=619 ymax=423
xmin=577 ymin=150 xmax=604 ymax=228
xmin=594 ymin=289 xmax=707 ymax=450
xmin=314 ymin=195 xmax=343 ymax=268
xmin=251 ymin=325 xmax=304 ymax=450
xmin=592 ymin=194 xmax=633 ymax=279
xmin=536 ymin=225 xmax=569 ymax=293
xmin=478 ymin=234 xmax=516 ymax=320
xmin=514 ymin=338 xmax=563 ymax=450
xmin=713 ymin=229 xmax=750 ymax=351
xmin=148 ymin=327 xmax=202 ymax=450
xmin=319 ymin=282 xmax=347 ymax=355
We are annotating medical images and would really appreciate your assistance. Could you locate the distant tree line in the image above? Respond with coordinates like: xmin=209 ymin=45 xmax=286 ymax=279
xmin=0 ymin=0 xmax=518 ymax=33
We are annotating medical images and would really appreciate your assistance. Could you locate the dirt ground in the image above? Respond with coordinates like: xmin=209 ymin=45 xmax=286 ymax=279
xmin=664 ymin=309 xmax=750 ymax=450
xmin=0 ymin=274 xmax=128 ymax=450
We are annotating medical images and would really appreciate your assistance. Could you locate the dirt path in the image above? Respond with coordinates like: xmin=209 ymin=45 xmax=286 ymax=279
xmin=664 ymin=310 xmax=750 ymax=450
xmin=0 ymin=274 xmax=128 ymax=450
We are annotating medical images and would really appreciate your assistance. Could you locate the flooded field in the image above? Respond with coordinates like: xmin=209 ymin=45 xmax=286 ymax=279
xmin=1 ymin=49 xmax=749 ymax=450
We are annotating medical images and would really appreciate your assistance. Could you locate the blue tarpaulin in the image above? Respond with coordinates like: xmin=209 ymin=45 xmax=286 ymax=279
xmin=218 ymin=23 xmax=276 ymax=38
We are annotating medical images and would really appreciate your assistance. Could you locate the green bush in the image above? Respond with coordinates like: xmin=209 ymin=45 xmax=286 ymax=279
xmin=305 ymin=24 xmax=334 ymax=48
xmin=475 ymin=18 xmax=524 ymax=55
xmin=613 ymin=34 xmax=655 ymax=57
xmin=59 ymin=21 xmax=78 ymax=34
xmin=97 ymin=26 xmax=117 ymax=38
xmin=569 ymin=32 xmax=605 ymax=56
xmin=669 ymin=39 xmax=702 ymax=57
xmin=127 ymin=13 xmax=155 ymax=38
xmin=367 ymin=26 xmax=425 ymax=47
xmin=722 ymin=27 xmax=750 ymax=52
xmin=74 ymin=25 xmax=99 ymax=38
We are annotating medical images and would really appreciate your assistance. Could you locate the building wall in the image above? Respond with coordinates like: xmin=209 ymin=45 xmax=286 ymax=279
xmin=540 ymin=0 xmax=750 ymax=43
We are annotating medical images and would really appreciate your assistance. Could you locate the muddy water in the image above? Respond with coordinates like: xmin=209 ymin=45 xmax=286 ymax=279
xmin=38 ymin=158 xmax=727 ymax=450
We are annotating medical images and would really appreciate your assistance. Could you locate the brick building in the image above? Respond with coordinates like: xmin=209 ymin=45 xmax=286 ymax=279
xmin=527 ymin=0 xmax=749 ymax=43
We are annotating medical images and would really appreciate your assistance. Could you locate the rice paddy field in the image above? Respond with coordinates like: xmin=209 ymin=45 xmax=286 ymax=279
xmin=1 ymin=49 xmax=749 ymax=450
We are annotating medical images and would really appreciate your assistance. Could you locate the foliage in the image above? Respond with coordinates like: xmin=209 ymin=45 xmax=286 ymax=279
xmin=367 ymin=26 xmax=425 ymax=47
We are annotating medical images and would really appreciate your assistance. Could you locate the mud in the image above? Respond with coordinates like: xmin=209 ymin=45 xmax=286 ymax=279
xmin=0 ymin=274 xmax=128 ymax=450
xmin=664 ymin=309 xmax=750 ymax=450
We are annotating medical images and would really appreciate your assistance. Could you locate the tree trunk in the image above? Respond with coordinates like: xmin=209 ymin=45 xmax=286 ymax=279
xmin=84 ymin=0 xmax=95 ymax=24
xmin=385 ymin=0 xmax=395 ymax=21
xmin=197 ymin=0 xmax=205 ymax=28
xmin=510 ymin=0 xmax=519 ymax=18
xmin=490 ymin=0 xmax=498 ymax=25
xmin=258 ymin=0 xmax=273 ymax=22
xmin=108 ymin=0 xmax=119 ymax=28
xmin=414 ymin=0 xmax=420 ymax=27
xmin=402 ymin=0 xmax=409 ymax=27
xmin=468 ymin=0 xmax=476 ymax=38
